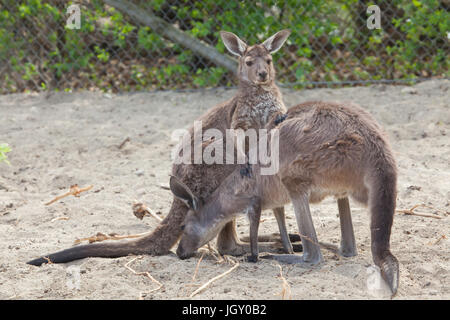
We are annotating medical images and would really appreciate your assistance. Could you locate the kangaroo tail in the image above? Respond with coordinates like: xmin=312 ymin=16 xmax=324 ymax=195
xmin=27 ymin=237 xmax=151 ymax=266
xmin=368 ymin=162 xmax=399 ymax=296
xmin=27 ymin=200 xmax=188 ymax=266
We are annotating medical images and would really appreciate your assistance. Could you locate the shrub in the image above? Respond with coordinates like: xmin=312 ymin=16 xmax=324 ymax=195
xmin=0 ymin=143 xmax=11 ymax=164
xmin=0 ymin=0 xmax=448 ymax=93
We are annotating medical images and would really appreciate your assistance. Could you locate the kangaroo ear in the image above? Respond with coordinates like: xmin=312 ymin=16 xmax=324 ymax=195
xmin=220 ymin=31 xmax=248 ymax=57
xmin=169 ymin=176 xmax=200 ymax=211
xmin=262 ymin=29 xmax=291 ymax=54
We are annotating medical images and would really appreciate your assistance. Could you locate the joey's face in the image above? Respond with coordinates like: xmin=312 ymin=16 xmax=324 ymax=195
xmin=169 ymin=176 xmax=228 ymax=259
xmin=177 ymin=205 xmax=227 ymax=260
xmin=240 ymin=46 xmax=275 ymax=86
xmin=177 ymin=208 xmax=204 ymax=259
xmin=219 ymin=29 xmax=291 ymax=87
xmin=171 ymin=165 xmax=259 ymax=260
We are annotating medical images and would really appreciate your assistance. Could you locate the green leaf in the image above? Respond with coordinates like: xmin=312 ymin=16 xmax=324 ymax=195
xmin=0 ymin=143 xmax=11 ymax=164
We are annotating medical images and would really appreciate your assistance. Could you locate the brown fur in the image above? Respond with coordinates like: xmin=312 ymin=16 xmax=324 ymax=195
xmin=176 ymin=101 xmax=399 ymax=295
xmin=27 ymin=30 xmax=291 ymax=266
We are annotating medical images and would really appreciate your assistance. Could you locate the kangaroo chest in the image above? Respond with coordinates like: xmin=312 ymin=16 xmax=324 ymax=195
xmin=233 ymin=91 xmax=286 ymax=131
xmin=259 ymin=174 xmax=291 ymax=209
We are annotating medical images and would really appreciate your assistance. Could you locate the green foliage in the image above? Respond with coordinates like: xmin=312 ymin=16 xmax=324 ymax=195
xmin=0 ymin=0 xmax=448 ymax=93
xmin=0 ymin=144 xmax=11 ymax=164
xmin=388 ymin=0 xmax=449 ymax=78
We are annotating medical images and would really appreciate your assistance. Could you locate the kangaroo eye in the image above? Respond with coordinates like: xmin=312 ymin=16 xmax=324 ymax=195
xmin=266 ymin=59 xmax=272 ymax=64
xmin=180 ymin=225 xmax=185 ymax=231
xmin=246 ymin=60 xmax=253 ymax=66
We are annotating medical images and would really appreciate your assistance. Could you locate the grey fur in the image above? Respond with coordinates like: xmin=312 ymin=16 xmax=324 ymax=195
xmin=176 ymin=101 xmax=399 ymax=296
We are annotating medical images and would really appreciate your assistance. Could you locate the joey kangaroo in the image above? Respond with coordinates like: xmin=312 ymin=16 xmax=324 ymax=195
xmin=171 ymin=101 xmax=399 ymax=295
xmin=27 ymin=29 xmax=293 ymax=266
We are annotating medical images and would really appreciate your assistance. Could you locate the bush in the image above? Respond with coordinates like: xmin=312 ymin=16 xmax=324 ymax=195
xmin=0 ymin=0 xmax=448 ymax=93
xmin=0 ymin=143 xmax=11 ymax=164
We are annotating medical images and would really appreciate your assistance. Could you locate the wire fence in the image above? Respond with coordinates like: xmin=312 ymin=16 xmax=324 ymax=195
xmin=0 ymin=0 xmax=448 ymax=94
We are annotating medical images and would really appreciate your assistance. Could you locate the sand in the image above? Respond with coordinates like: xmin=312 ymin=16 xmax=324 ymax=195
xmin=0 ymin=79 xmax=449 ymax=300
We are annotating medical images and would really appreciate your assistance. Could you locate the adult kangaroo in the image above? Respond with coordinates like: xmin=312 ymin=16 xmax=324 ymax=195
xmin=27 ymin=29 xmax=293 ymax=266
xmin=171 ymin=101 xmax=399 ymax=295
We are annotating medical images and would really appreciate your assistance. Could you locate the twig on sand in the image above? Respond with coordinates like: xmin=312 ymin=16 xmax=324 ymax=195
xmin=189 ymin=255 xmax=239 ymax=298
xmin=294 ymin=231 xmax=341 ymax=257
xmin=192 ymin=251 xmax=206 ymax=281
xmin=118 ymin=137 xmax=131 ymax=149
xmin=43 ymin=256 xmax=53 ymax=264
xmin=51 ymin=216 xmax=69 ymax=222
xmin=396 ymin=204 xmax=444 ymax=219
xmin=159 ymin=184 xmax=170 ymax=191
xmin=45 ymin=184 xmax=93 ymax=205
xmin=132 ymin=202 xmax=163 ymax=222
xmin=74 ymin=231 xmax=148 ymax=245
xmin=205 ymin=243 xmax=226 ymax=263
xmin=124 ymin=256 xmax=163 ymax=299
xmin=273 ymin=262 xmax=291 ymax=300
xmin=431 ymin=235 xmax=446 ymax=245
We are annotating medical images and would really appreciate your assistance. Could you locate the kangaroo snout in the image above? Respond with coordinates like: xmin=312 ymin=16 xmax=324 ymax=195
xmin=176 ymin=242 xmax=195 ymax=260
xmin=258 ymin=71 xmax=268 ymax=81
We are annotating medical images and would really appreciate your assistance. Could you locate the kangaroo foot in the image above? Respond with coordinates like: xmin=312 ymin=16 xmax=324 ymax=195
xmin=315 ymin=241 xmax=357 ymax=258
xmin=217 ymin=240 xmax=247 ymax=256
xmin=240 ymin=233 xmax=301 ymax=243
xmin=261 ymin=253 xmax=323 ymax=266
xmin=340 ymin=245 xmax=357 ymax=258
xmin=218 ymin=242 xmax=294 ymax=256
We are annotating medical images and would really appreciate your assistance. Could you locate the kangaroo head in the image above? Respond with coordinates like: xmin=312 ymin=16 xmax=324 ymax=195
xmin=169 ymin=175 xmax=214 ymax=259
xmin=170 ymin=166 xmax=259 ymax=259
xmin=220 ymin=29 xmax=291 ymax=87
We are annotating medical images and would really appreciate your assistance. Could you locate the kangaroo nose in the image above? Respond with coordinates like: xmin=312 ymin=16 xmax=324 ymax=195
xmin=259 ymin=71 xmax=268 ymax=80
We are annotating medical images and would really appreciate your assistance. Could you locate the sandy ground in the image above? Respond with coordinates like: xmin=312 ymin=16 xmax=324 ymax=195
xmin=0 ymin=79 xmax=449 ymax=300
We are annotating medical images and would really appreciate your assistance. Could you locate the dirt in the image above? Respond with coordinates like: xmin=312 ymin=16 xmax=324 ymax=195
xmin=0 ymin=79 xmax=449 ymax=300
